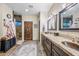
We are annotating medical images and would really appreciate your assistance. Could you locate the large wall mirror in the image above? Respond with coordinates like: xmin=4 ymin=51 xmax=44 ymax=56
xmin=59 ymin=3 xmax=79 ymax=30
xmin=47 ymin=15 xmax=57 ymax=30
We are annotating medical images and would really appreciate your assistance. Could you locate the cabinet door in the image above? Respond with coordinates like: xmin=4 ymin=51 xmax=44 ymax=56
xmin=45 ymin=41 xmax=51 ymax=52
xmin=53 ymin=44 xmax=69 ymax=56
xmin=44 ymin=39 xmax=51 ymax=55
xmin=52 ymin=48 xmax=59 ymax=56
xmin=52 ymin=43 xmax=59 ymax=56
xmin=46 ymin=38 xmax=51 ymax=46
xmin=53 ymin=50 xmax=59 ymax=56
xmin=44 ymin=45 xmax=51 ymax=56
xmin=52 ymin=48 xmax=54 ymax=56
xmin=41 ymin=35 xmax=52 ymax=56
xmin=41 ymin=35 xmax=45 ymax=47
xmin=46 ymin=38 xmax=52 ymax=50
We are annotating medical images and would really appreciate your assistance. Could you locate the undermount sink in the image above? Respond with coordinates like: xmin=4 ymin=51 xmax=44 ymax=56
xmin=62 ymin=41 xmax=79 ymax=51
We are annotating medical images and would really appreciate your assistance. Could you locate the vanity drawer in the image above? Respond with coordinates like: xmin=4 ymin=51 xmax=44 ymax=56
xmin=53 ymin=44 xmax=69 ymax=56
xmin=44 ymin=45 xmax=51 ymax=56
xmin=46 ymin=38 xmax=51 ymax=46
xmin=45 ymin=42 xmax=51 ymax=51
xmin=52 ymin=49 xmax=59 ymax=56
xmin=41 ymin=34 xmax=70 ymax=56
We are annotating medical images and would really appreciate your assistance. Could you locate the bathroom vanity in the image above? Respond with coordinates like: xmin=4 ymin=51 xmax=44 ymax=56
xmin=41 ymin=33 xmax=79 ymax=56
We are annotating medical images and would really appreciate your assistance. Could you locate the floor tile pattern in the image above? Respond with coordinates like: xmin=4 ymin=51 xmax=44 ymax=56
xmin=10 ymin=40 xmax=46 ymax=56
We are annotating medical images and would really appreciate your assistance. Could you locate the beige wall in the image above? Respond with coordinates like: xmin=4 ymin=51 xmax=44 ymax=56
xmin=39 ymin=12 xmax=48 ymax=43
xmin=0 ymin=4 xmax=14 ymax=37
xmin=0 ymin=5 xmax=3 ymax=36
xmin=22 ymin=15 xmax=39 ymax=41
xmin=40 ymin=12 xmax=48 ymax=32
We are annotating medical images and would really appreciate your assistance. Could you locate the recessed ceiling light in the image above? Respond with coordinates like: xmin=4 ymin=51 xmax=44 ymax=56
xmin=25 ymin=9 xmax=29 ymax=12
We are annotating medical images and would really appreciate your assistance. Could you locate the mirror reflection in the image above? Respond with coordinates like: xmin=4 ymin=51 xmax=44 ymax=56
xmin=60 ymin=3 xmax=79 ymax=30
xmin=48 ymin=15 xmax=57 ymax=30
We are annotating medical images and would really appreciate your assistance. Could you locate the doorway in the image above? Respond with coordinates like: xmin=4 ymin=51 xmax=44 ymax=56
xmin=14 ymin=15 xmax=22 ymax=42
xmin=24 ymin=22 xmax=33 ymax=41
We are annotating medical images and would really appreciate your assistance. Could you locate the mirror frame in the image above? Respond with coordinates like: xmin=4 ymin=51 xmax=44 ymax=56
xmin=59 ymin=3 xmax=79 ymax=30
xmin=47 ymin=15 xmax=57 ymax=30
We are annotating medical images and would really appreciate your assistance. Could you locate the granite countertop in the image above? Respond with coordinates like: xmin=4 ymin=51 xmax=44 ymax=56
xmin=42 ymin=33 xmax=79 ymax=56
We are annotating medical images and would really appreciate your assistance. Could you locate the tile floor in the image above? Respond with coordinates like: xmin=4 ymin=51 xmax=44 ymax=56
xmin=10 ymin=40 xmax=46 ymax=56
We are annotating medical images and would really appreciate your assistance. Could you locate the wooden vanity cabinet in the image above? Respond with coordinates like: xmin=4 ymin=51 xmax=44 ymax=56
xmin=41 ymin=34 xmax=69 ymax=56
xmin=41 ymin=34 xmax=52 ymax=56
xmin=52 ymin=43 xmax=69 ymax=56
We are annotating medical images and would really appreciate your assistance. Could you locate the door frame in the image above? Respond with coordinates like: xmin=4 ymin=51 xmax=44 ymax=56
xmin=24 ymin=21 xmax=33 ymax=41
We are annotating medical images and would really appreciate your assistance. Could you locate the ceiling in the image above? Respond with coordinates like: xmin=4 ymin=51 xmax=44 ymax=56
xmin=6 ymin=3 xmax=53 ymax=16
xmin=62 ymin=4 xmax=79 ymax=17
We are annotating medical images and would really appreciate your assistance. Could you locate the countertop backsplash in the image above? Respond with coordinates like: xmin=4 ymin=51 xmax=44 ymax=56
xmin=48 ymin=31 xmax=79 ymax=41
